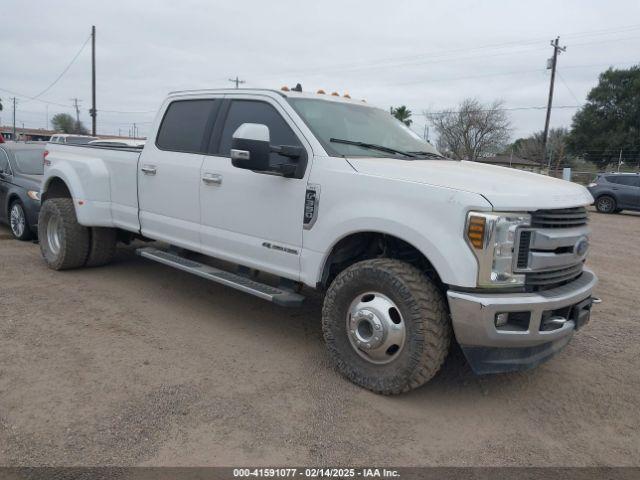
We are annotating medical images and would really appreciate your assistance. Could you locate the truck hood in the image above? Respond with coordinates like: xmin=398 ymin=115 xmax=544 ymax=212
xmin=347 ymin=157 xmax=593 ymax=210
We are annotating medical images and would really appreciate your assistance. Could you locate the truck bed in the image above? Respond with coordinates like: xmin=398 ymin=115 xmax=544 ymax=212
xmin=44 ymin=143 xmax=143 ymax=232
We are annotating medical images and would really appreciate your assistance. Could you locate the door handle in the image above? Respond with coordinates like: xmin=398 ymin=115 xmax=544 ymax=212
xmin=202 ymin=173 xmax=222 ymax=185
xmin=141 ymin=165 xmax=157 ymax=175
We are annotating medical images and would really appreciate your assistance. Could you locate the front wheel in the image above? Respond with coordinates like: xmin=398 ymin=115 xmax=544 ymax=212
xmin=39 ymin=198 xmax=90 ymax=270
xmin=322 ymin=258 xmax=451 ymax=395
xmin=9 ymin=201 xmax=33 ymax=241
xmin=595 ymin=195 xmax=616 ymax=213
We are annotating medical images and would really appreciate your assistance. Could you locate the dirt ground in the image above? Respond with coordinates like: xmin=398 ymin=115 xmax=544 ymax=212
xmin=0 ymin=209 xmax=638 ymax=467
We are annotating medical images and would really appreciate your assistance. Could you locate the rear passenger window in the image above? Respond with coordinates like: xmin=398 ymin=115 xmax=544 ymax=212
xmin=217 ymin=100 xmax=302 ymax=164
xmin=606 ymin=176 xmax=640 ymax=187
xmin=156 ymin=100 xmax=217 ymax=153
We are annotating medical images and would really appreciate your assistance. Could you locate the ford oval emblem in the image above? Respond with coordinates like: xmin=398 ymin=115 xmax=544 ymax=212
xmin=574 ymin=237 xmax=589 ymax=257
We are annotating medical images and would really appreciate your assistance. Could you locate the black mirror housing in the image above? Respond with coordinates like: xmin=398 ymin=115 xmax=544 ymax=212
xmin=231 ymin=137 xmax=271 ymax=171
xmin=230 ymin=122 xmax=306 ymax=179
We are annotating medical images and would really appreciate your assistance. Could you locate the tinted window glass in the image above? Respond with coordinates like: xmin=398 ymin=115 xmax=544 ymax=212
xmin=606 ymin=175 xmax=640 ymax=187
xmin=14 ymin=150 xmax=45 ymax=175
xmin=0 ymin=149 xmax=9 ymax=172
xmin=157 ymin=100 xmax=216 ymax=153
xmin=218 ymin=101 xmax=301 ymax=164
xmin=288 ymin=98 xmax=441 ymax=158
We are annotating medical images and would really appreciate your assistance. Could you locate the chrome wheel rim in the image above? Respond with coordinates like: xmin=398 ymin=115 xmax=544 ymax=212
xmin=598 ymin=197 xmax=613 ymax=212
xmin=46 ymin=214 xmax=62 ymax=255
xmin=346 ymin=292 xmax=406 ymax=365
xmin=10 ymin=204 xmax=25 ymax=238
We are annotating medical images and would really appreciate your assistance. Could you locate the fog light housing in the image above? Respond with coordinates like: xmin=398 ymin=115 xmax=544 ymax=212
xmin=495 ymin=312 xmax=509 ymax=327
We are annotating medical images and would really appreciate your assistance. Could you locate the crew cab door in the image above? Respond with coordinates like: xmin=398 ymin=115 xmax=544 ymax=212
xmin=199 ymin=97 xmax=311 ymax=280
xmin=138 ymin=98 xmax=220 ymax=250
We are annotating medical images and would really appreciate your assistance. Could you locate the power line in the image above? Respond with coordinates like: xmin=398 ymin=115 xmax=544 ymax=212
xmin=418 ymin=104 xmax=581 ymax=115
xmin=268 ymin=24 xmax=640 ymax=78
xmin=228 ymin=76 xmax=246 ymax=89
xmin=23 ymin=34 xmax=91 ymax=104
xmin=557 ymin=71 xmax=581 ymax=104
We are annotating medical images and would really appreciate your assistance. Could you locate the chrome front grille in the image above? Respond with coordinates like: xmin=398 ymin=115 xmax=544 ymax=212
xmin=530 ymin=207 xmax=588 ymax=228
xmin=515 ymin=207 xmax=590 ymax=290
xmin=525 ymin=263 xmax=584 ymax=287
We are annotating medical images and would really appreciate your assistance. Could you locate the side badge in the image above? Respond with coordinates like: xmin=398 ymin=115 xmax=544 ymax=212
xmin=303 ymin=184 xmax=320 ymax=230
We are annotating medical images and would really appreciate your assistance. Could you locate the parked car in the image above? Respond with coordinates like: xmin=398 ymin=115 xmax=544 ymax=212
xmin=39 ymin=88 xmax=598 ymax=394
xmin=0 ymin=142 xmax=44 ymax=240
xmin=588 ymin=173 xmax=640 ymax=213
xmin=49 ymin=134 xmax=98 ymax=145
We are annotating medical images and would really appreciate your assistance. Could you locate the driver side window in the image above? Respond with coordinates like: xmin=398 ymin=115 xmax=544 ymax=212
xmin=216 ymin=100 xmax=302 ymax=165
xmin=0 ymin=150 xmax=10 ymax=174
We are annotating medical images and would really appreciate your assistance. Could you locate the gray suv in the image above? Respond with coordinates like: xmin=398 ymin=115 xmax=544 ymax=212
xmin=588 ymin=173 xmax=640 ymax=213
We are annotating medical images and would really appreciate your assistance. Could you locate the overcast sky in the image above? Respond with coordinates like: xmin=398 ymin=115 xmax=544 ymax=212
xmin=2 ymin=0 xmax=639 ymax=141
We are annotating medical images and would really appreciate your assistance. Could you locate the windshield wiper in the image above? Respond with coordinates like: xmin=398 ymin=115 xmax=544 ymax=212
xmin=407 ymin=151 xmax=446 ymax=159
xmin=330 ymin=138 xmax=416 ymax=158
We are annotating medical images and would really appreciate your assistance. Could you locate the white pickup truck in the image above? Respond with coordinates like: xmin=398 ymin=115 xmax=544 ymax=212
xmin=40 ymin=88 xmax=598 ymax=394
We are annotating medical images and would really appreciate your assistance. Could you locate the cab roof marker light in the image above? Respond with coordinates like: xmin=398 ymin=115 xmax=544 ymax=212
xmin=331 ymin=92 xmax=340 ymax=96
xmin=317 ymin=89 xmax=326 ymax=94
xmin=343 ymin=93 xmax=351 ymax=98
xmin=281 ymin=86 xmax=290 ymax=91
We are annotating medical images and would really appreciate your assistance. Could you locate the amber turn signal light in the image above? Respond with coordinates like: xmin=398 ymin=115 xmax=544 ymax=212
xmin=467 ymin=215 xmax=486 ymax=249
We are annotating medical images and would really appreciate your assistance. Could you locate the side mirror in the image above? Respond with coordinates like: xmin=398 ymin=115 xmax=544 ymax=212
xmin=231 ymin=123 xmax=305 ymax=177
xmin=231 ymin=123 xmax=271 ymax=172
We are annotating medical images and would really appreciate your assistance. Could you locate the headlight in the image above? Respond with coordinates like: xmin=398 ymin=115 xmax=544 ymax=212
xmin=27 ymin=190 xmax=40 ymax=201
xmin=465 ymin=211 xmax=531 ymax=288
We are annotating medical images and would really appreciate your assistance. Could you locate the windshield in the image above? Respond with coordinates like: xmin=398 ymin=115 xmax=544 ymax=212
xmin=14 ymin=150 xmax=44 ymax=175
xmin=287 ymin=98 xmax=441 ymax=159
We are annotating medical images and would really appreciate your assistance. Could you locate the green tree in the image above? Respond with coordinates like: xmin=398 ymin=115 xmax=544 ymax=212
xmin=391 ymin=105 xmax=412 ymax=126
xmin=51 ymin=113 xmax=88 ymax=134
xmin=566 ymin=65 xmax=640 ymax=169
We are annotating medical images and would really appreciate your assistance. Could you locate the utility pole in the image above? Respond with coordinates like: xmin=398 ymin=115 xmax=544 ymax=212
xmin=228 ymin=76 xmax=246 ymax=89
xmin=46 ymin=105 xmax=49 ymax=130
xmin=542 ymin=36 xmax=566 ymax=168
xmin=617 ymin=149 xmax=623 ymax=172
xmin=12 ymin=97 xmax=16 ymax=140
xmin=71 ymin=98 xmax=82 ymax=126
xmin=90 ymin=25 xmax=97 ymax=136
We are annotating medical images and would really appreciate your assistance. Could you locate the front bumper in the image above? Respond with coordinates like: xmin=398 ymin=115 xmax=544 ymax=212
xmin=447 ymin=269 xmax=598 ymax=374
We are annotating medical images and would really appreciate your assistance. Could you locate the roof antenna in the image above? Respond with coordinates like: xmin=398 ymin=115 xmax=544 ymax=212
xmin=292 ymin=83 xmax=302 ymax=92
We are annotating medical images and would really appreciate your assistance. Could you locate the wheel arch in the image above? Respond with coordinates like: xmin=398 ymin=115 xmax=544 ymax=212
xmin=318 ymin=230 xmax=447 ymax=292
xmin=41 ymin=176 xmax=73 ymax=202
xmin=7 ymin=191 xmax=21 ymax=210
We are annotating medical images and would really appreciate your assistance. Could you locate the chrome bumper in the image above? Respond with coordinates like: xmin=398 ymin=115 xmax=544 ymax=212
xmin=447 ymin=269 xmax=598 ymax=373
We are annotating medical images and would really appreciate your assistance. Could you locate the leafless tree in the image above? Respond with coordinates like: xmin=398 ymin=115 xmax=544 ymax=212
xmin=426 ymin=98 xmax=511 ymax=160
xmin=510 ymin=128 xmax=568 ymax=165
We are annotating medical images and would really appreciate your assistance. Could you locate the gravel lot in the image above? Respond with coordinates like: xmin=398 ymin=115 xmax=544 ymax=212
xmin=0 ymin=210 xmax=638 ymax=467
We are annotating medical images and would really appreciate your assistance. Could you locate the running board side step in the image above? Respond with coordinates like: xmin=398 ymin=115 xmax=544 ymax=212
xmin=136 ymin=247 xmax=305 ymax=307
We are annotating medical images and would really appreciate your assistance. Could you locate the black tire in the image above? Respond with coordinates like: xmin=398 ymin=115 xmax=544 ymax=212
xmin=85 ymin=227 xmax=118 ymax=267
xmin=8 ymin=200 xmax=34 ymax=241
xmin=38 ymin=198 xmax=90 ymax=270
xmin=322 ymin=258 xmax=451 ymax=395
xmin=614 ymin=208 xmax=623 ymax=213
xmin=595 ymin=195 xmax=616 ymax=214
